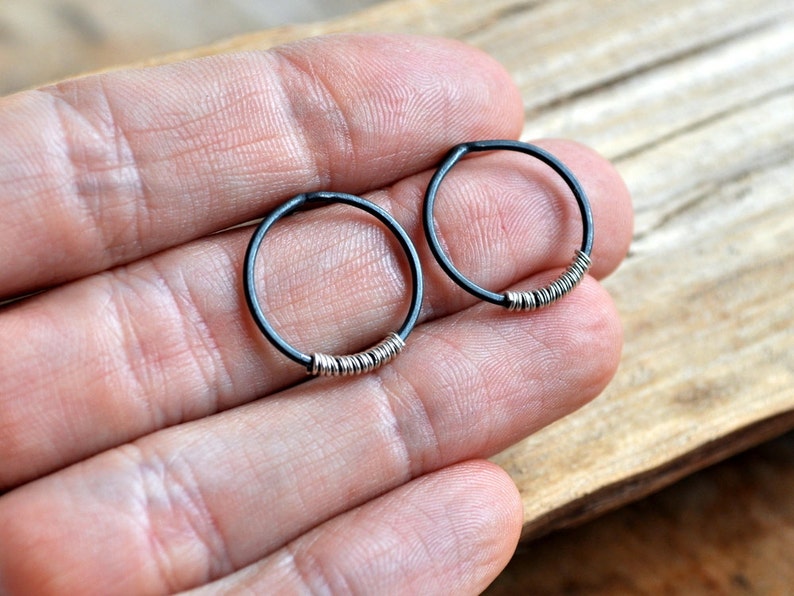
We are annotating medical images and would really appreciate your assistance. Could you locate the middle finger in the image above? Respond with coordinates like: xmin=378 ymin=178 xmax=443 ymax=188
xmin=0 ymin=140 xmax=630 ymax=488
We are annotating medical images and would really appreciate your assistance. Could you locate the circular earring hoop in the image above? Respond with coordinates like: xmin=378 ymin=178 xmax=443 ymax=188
xmin=423 ymin=140 xmax=594 ymax=311
xmin=244 ymin=191 xmax=423 ymax=376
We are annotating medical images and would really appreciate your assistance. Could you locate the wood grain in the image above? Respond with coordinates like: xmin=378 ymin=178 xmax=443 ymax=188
xmin=488 ymin=0 xmax=794 ymax=539
xmin=6 ymin=0 xmax=794 ymax=567
xmin=124 ymin=0 xmax=794 ymax=542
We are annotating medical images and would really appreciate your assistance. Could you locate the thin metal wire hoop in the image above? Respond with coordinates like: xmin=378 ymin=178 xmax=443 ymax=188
xmin=423 ymin=140 xmax=594 ymax=307
xmin=243 ymin=191 xmax=423 ymax=372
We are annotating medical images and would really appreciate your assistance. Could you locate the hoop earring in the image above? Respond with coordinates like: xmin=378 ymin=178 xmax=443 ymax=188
xmin=423 ymin=140 xmax=594 ymax=311
xmin=244 ymin=192 xmax=423 ymax=376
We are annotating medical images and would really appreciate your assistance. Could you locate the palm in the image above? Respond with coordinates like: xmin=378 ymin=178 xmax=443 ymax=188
xmin=0 ymin=35 xmax=631 ymax=594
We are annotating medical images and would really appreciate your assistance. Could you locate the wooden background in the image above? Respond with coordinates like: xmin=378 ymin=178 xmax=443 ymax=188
xmin=3 ymin=0 xmax=794 ymax=592
xmin=0 ymin=0 xmax=380 ymax=94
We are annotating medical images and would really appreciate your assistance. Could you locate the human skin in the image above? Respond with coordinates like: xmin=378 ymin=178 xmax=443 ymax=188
xmin=0 ymin=34 xmax=632 ymax=594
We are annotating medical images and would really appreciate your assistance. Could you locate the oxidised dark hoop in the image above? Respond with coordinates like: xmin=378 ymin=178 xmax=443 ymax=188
xmin=244 ymin=191 xmax=423 ymax=376
xmin=423 ymin=140 xmax=594 ymax=311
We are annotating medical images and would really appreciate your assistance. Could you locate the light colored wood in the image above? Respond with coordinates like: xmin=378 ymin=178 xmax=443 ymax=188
xmin=113 ymin=0 xmax=794 ymax=542
xmin=7 ymin=0 xmax=794 ymax=556
xmin=488 ymin=0 xmax=794 ymax=539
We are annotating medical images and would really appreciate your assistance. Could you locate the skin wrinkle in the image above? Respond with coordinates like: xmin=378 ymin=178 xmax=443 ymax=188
xmin=455 ymin=470 xmax=522 ymax=590
xmin=180 ymin=246 xmax=240 ymax=413
xmin=44 ymin=82 xmax=149 ymax=269
xmin=430 ymin=153 xmax=574 ymax=289
xmin=261 ymin=382 xmax=403 ymax=542
xmin=48 ymin=93 xmax=109 ymax=259
xmin=234 ymin=399 xmax=352 ymax=545
xmin=570 ymin=286 xmax=623 ymax=402
xmin=368 ymin=177 xmax=470 ymax=319
xmin=151 ymin=260 xmax=226 ymax=423
xmin=347 ymin=524 xmax=421 ymax=590
xmin=0 ymin=36 xmax=526 ymax=299
xmin=104 ymin=272 xmax=163 ymax=430
xmin=10 ymin=95 xmax=102 ymax=287
xmin=485 ymin=313 xmax=547 ymax=405
xmin=127 ymin=445 xmax=184 ymax=594
xmin=244 ymin=209 xmax=410 ymax=376
xmin=525 ymin=279 xmax=620 ymax=421
xmin=4 ymin=52 xmax=319 ymax=297
xmin=218 ymin=411 xmax=324 ymax=546
xmin=0 ymin=94 xmax=47 ymax=190
xmin=158 ymin=446 xmax=237 ymax=586
xmin=271 ymin=50 xmax=356 ymax=191
xmin=169 ymin=80 xmax=306 ymax=210
xmin=97 ymin=76 xmax=151 ymax=260
xmin=287 ymin=538 xmax=357 ymax=596
xmin=510 ymin=149 xmax=582 ymax=250
xmin=375 ymin=364 xmax=443 ymax=478
xmin=86 ymin=444 xmax=177 ymax=595
xmin=488 ymin=308 xmax=565 ymax=425
xmin=242 ymin=403 xmax=359 ymax=544
xmin=333 ymin=222 xmax=409 ymax=345
xmin=0 ymin=303 xmax=72 ymax=478
xmin=389 ymin=319 xmax=495 ymax=462
xmin=104 ymin=259 xmax=218 ymax=429
xmin=384 ymin=486 xmax=448 ymax=567
xmin=492 ymin=192 xmax=523 ymax=282
xmin=118 ymin=442 xmax=235 ymax=592
xmin=287 ymin=515 xmax=372 ymax=594
xmin=428 ymin=281 xmax=614 ymax=450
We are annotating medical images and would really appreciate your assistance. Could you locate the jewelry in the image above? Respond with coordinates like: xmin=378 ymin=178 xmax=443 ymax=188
xmin=244 ymin=192 xmax=423 ymax=376
xmin=423 ymin=140 xmax=594 ymax=311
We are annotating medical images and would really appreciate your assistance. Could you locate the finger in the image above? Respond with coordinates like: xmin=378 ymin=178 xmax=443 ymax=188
xmin=189 ymin=461 xmax=521 ymax=596
xmin=0 ymin=140 xmax=631 ymax=488
xmin=0 ymin=34 xmax=523 ymax=298
xmin=0 ymin=276 xmax=621 ymax=593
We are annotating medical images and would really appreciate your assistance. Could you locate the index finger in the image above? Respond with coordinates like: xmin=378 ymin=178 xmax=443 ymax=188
xmin=0 ymin=34 xmax=523 ymax=298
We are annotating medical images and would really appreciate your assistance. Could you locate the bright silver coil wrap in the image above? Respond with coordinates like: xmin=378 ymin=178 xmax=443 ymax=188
xmin=504 ymin=250 xmax=592 ymax=311
xmin=310 ymin=332 xmax=406 ymax=376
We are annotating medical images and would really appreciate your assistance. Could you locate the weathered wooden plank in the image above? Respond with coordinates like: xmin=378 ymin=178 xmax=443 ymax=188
xmin=11 ymin=0 xmax=794 ymax=545
xmin=491 ymin=0 xmax=794 ymax=538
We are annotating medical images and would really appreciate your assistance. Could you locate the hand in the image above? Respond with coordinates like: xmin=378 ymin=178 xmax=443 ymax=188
xmin=0 ymin=34 xmax=632 ymax=594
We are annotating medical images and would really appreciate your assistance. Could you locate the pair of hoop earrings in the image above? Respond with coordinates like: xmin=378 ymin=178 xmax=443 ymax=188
xmin=244 ymin=140 xmax=594 ymax=377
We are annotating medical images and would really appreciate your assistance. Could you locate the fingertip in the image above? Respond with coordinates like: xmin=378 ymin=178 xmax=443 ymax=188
xmin=383 ymin=459 xmax=524 ymax=593
xmin=425 ymin=460 xmax=523 ymax=592
xmin=457 ymin=459 xmax=525 ymax=547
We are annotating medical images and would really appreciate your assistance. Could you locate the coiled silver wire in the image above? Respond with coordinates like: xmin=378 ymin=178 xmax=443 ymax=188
xmin=310 ymin=332 xmax=406 ymax=376
xmin=504 ymin=250 xmax=592 ymax=311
